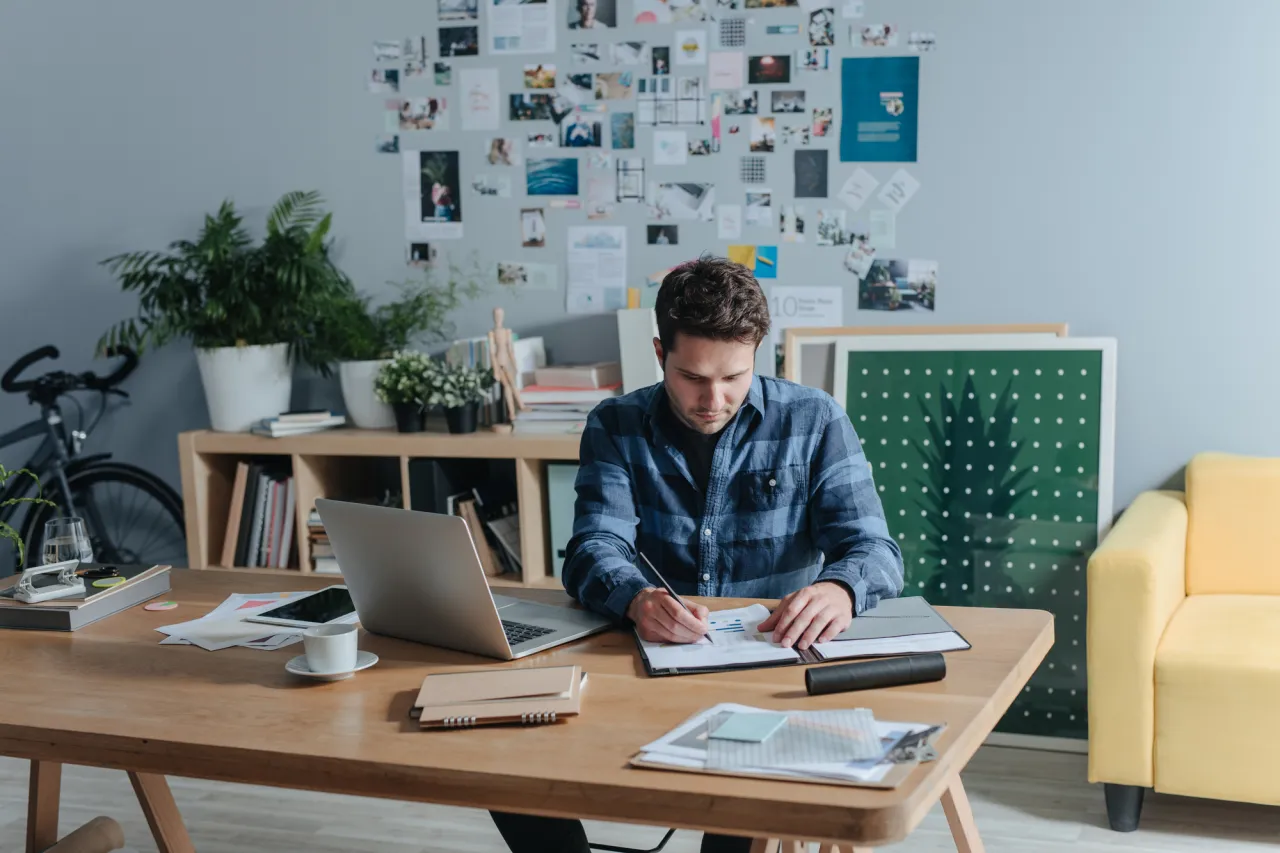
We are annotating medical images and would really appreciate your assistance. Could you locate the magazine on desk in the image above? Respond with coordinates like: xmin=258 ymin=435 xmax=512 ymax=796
xmin=635 ymin=596 xmax=970 ymax=677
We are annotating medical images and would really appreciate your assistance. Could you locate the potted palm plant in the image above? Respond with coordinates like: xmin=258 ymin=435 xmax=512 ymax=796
xmin=1 ymin=465 xmax=56 ymax=569
xmin=321 ymin=260 xmax=485 ymax=430
xmin=373 ymin=351 xmax=438 ymax=433
xmin=97 ymin=191 xmax=355 ymax=432
xmin=428 ymin=362 xmax=495 ymax=434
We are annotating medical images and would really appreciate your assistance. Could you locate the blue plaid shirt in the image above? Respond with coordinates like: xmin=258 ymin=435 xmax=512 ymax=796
xmin=562 ymin=375 xmax=905 ymax=622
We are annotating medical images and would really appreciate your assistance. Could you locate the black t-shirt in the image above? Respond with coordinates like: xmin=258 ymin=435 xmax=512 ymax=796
xmin=659 ymin=396 xmax=723 ymax=494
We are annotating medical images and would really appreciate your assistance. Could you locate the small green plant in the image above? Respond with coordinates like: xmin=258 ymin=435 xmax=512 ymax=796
xmin=97 ymin=190 xmax=357 ymax=374
xmin=319 ymin=257 xmax=488 ymax=363
xmin=374 ymin=351 xmax=439 ymax=407
xmin=0 ymin=466 xmax=56 ymax=568
xmin=427 ymin=362 xmax=495 ymax=409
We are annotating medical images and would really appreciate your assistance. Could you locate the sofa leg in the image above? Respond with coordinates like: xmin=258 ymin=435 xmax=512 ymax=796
xmin=1104 ymin=784 xmax=1144 ymax=832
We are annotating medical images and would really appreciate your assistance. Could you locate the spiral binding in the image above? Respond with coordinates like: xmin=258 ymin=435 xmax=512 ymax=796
xmin=521 ymin=711 xmax=557 ymax=725
xmin=442 ymin=716 xmax=478 ymax=728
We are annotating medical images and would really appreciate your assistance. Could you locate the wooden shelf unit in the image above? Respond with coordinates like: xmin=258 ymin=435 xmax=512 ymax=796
xmin=177 ymin=429 xmax=580 ymax=588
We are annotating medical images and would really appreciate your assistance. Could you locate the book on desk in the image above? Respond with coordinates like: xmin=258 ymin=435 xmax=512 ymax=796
xmin=0 ymin=564 xmax=171 ymax=631
xmin=636 ymin=596 xmax=970 ymax=677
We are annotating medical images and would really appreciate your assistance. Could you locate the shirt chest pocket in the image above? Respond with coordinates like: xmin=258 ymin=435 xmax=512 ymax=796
xmin=736 ymin=464 xmax=808 ymax=513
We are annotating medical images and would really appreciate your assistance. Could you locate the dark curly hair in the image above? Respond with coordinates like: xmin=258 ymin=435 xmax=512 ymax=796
xmin=654 ymin=254 xmax=771 ymax=353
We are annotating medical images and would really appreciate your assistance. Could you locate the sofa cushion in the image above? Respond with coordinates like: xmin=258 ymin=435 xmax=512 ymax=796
xmin=1186 ymin=453 xmax=1280 ymax=594
xmin=1155 ymin=594 xmax=1280 ymax=804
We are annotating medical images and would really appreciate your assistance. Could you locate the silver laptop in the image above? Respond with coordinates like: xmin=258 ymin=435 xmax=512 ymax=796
xmin=314 ymin=498 xmax=611 ymax=660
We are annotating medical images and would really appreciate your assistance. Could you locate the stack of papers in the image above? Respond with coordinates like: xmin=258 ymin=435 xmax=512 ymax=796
xmin=634 ymin=703 xmax=940 ymax=786
xmin=155 ymin=591 xmax=355 ymax=651
xmin=637 ymin=605 xmax=798 ymax=671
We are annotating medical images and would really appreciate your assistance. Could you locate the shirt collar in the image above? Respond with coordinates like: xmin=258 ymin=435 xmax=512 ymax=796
xmin=644 ymin=375 xmax=766 ymax=441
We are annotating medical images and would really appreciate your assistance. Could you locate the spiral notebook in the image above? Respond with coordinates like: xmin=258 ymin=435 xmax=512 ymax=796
xmin=409 ymin=664 xmax=587 ymax=729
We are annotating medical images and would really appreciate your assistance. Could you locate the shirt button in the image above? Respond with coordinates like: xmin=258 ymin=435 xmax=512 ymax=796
xmin=768 ymin=478 xmax=777 ymax=487
xmin=702 ymin=573 xmax=710 ymax=581
xmin=703 ymin=528 xmax=712 ymax=537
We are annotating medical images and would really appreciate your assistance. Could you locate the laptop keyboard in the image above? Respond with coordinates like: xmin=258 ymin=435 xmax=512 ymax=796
xmin=502 ymin=620 xmax=556 ymax=646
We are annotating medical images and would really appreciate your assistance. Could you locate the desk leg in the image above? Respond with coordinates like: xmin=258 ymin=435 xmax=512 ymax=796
xmin=27 ymin=760 xmax=61 ymax=853
xmin=940 ymin=774 xmax=984 ymax=853
xmin=128 ymin=772 xmax=195 ymax=853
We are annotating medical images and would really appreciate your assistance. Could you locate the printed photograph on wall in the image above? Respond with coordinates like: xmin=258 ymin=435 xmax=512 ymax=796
xmin=780 ymin=204 xmax=805 ymax=242
xmin=524 ymin=63 xmax=557 ymax=88
xmin=434 ymin=62 xmax=453 ymax=85
xmin=526 ymin=157 xmax=581 ymax=195
xmin=798 ymin=48 xmax=830 ymax=72
xmin=745 ymin=0 xmax=797 ymax=8
xmin=528 ymin=131 xmax=556 ymax=147
xmin=771 ymin=89 xmax=806 ymax=113
xmin=560 ymin=113 xmax=604 ymax=146
xmin=812 ymin=107 xmax=832 ymax=136
xmin=376 ymin=135 xmax=400 ymax=154
xmin=647 ymin=224 xmax=679 ymax=245
xmin=390 ymin=97 xmax=448 ymax=131
xmin=723 ymin=89 xmax=759 ymax=115
xmin=368 ymin=69 xmax=399 ymax=94
xmin=488 ymin=137 xmax=521 ymax=165
xmin=857 ymin=259 xmax=937 ymax=311
xmin=416 ymin=151 xmax=463 ymax=226
xmin=675 ymin=29 xmax=707 ymax=64
xmin=634 ymin=0 xmax=712 ymax=24
xmin=749 ymin=116 xmax=775 ymax=152
xmin=374 ymin=40 xmax=403 ymax=62
xmin=652 ymin=45 xmax=670 ymax=74
xmin=595 ymin=71 xmax=635 ymax=99
xmin=616 ymin=157 xmax=646 ymax=201
xmin=439 ymin=0 xmax=479 ymax=19
xmin=611 ymin=42 xmax=648 ymax=64
xmin=611 ymin=111 xmax=636 ymax=148
xmin=794 ymin=149 xmax=828 ymax=197
xmin=471 ymin=174 xmax=513 ymax=197
xmin=650 ymin=182 xmax=715 ymax=220
xmin=815 ymin=207 xmax=846 ymax=245
xmin=521 ymin=207 xmax=547 ymax=247
xmin=808 ymin=7 xmax=835 ymax=45
xmin=407 ymin=242 xmax=437 ymax=268
xmin=688 ymin=138 xmax=712 ymax=155
xmin=572 ymin=43 xmax=602 ymax=64
xmin=439 ymin=26 xmax=479 ymax=56
xmin=858 ymin=23 xmax=898 ymax=47
xmin=779 ymin=124 xmax=809 ymax=145
xmin=510 ymin=93 xmax=558 ymax=120
xmin=745 ymin=189 xmax=772 ymax=226
xmin=909 ymin=31 xmax=937 ymax=52
xmin=748 ymin=55 xmax=791 ymax=84
xmin=568 ymin=0 xmax=617 ymax=28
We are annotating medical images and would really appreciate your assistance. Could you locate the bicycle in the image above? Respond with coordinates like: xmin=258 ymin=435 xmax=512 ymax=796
xmin=1 ymin=344 xmax=186 ymax=571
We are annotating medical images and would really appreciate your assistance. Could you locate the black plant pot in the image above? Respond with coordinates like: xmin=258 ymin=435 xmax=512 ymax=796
xmin=444 ymin=402 xmax=479 ymax=434
xmin=392 ymin=402 xmax=426 ymax=433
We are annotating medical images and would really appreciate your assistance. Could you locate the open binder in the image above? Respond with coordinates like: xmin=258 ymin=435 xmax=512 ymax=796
xmin=409 ymin=664 xmax=587 ymax=729
xmin=636 ymin=597 xmax=971 ymax=677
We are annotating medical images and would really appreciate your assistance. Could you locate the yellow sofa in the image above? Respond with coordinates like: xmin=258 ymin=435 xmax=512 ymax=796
xmin=1087 ymin=452 xmax=1280 ymax=830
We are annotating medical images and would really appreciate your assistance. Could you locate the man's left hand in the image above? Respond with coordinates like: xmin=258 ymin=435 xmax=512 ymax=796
xmin=757 ymin=582 xmax=853 ymax=650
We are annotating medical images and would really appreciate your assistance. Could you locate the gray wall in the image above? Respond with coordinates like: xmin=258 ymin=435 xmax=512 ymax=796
xmin=2 ymin=0 xmax=1279 ymax=519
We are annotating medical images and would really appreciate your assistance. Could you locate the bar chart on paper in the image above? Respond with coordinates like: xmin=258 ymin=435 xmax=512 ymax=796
xmin=711 ymin=615 xmax=746 ymax=635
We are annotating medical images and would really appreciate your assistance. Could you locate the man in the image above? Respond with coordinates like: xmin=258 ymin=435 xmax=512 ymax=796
xmin=569 ymin=0 xmax=606 ymax=28
xmin=490 ymin=255 xmax=903 ymax=853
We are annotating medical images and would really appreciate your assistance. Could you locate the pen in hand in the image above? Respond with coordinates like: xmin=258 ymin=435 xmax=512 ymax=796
xmin=638 ymin=551 xmax=714 ymax=645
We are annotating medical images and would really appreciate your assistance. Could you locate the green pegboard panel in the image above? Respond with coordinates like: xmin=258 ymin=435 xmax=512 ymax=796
xmin=843 ymin=345 xmax=1113 ymax=740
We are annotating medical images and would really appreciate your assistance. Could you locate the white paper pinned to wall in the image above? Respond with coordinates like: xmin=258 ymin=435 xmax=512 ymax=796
xmin=838 ymin=167 xmax=879 ymax=211
xmin=717 ymin=204 xmax=743 ymax=240
xmin=460 ymin=68 xmax=500 ymax=131
xmin=878 ymin=169 xmax=920 ymax=213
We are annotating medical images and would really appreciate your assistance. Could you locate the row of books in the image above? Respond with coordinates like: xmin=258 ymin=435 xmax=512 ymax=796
xmin=513 ymin=362 xmax=623 ymax=435
xmin=445 ymin=334 xmax=547 ymax=427
xmin=220 ymin=462 xmax=297 ymax=569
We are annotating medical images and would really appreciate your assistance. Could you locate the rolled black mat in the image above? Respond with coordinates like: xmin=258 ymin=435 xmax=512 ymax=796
xmin=805 ymin=652 xmax=947 ymax=696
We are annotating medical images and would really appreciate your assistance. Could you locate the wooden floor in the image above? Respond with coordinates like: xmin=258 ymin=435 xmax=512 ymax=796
xmin=3 ymin=747 xmax=1280 ymax=852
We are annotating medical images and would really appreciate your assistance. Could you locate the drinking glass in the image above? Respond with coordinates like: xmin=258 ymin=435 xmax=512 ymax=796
xmin=43 ymin=517 xmax=94 ymax=565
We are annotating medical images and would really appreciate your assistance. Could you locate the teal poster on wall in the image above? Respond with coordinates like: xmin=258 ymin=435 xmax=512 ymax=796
xmin=839 ymin=56 xmax=919 ymax=163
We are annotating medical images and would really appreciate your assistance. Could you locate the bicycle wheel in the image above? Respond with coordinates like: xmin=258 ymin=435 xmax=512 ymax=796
xmin=22 ymin=462 xmax=187 ymax=569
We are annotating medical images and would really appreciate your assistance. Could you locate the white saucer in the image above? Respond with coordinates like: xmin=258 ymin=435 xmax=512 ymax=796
xmin=286 ymin=650 xmax=379 ymax=681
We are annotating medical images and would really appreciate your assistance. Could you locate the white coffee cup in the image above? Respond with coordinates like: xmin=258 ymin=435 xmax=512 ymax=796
xmin=303 ymin=623 xmax=359 ymax=674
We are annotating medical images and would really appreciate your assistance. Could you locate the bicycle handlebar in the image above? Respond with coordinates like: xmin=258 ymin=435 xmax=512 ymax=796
xmin=1 ymin=345 xmax=59 ymax=393
xmin=1 ymin=344 xmax=139 ymax=395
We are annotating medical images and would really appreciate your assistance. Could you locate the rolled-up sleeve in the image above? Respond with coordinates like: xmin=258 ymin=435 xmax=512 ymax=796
xmin=809 ymin=410 xmax=905 ymax=614
xmin=561 ymin=409 xmax=651 ymax=621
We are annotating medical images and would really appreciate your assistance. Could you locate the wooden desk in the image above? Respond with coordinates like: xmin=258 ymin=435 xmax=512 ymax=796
xmin=1 ymin=570 xmax=1052 ymax=853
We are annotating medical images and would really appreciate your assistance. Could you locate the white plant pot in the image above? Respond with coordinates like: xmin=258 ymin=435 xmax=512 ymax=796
xmin=195 ymin=343 xmax=293 ymax=432
xmin=339 ymin=359 xmax=396 ymax=430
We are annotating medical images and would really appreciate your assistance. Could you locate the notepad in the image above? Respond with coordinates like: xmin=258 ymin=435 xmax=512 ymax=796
xmin=708 ymin=711 xmax=788 ymax=743
xmin=410 ymin=664 xmax=587 ymax=729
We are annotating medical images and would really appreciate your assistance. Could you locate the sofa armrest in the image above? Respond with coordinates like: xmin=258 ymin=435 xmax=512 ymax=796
xmin=1087 ymin=489 xmax=1188 ymax=787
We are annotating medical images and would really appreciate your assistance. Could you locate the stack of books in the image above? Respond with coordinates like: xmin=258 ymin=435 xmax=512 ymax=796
xmin=445 ymin=335 xmax=546 ymax=427
xmin=250 ymin=410 xmax=345 ymax=438
xmin=219 ymin=461 xmax=297 ymax=569
xmin=514 ymin=363 xmax=623 ymax=434
xmin=308 ymin=508 xmax=338 ymax=574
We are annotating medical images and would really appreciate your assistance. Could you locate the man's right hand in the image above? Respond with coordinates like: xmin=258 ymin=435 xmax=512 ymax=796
xmin=626 ymin=587 xmax=711 ymax=644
